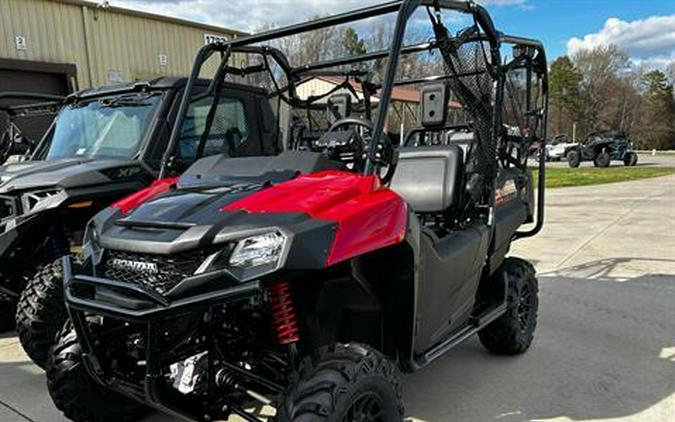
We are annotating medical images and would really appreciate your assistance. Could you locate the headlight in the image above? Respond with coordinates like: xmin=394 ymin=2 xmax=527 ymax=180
xmin=21 ymin=188 xmax=66 ymax=213
xmin=196 ymin=231 xmax=288 ymax=281
xmin=229 ymin=231 xmax=287 ymax=268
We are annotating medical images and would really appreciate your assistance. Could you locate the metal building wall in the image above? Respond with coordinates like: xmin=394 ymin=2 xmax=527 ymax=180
xmin=0 ymin=0 xmax=243 ymax=89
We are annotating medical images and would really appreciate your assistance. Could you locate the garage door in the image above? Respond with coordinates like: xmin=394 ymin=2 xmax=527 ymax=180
xmin=0 ymin=58 xmax=77 ymax=146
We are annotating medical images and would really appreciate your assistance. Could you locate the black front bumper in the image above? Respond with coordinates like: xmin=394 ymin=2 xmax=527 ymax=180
xmin=62 ymin=256 xmax=263 ymax=421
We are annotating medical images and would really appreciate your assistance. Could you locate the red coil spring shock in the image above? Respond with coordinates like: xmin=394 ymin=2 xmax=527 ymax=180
xmin=268 ymin=281 xmax=300 ymax=345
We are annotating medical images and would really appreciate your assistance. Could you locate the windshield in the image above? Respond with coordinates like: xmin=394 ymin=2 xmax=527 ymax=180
xmin=36 ymin=93 xmax=161 ymax=161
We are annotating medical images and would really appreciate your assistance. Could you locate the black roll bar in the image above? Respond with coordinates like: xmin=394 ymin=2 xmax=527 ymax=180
xmin=158 ymin=0 xmax=549 ymax=240
xmin=0 ymin=92 xmax=64 ymax=114
xmin=160 ymin=0 xmax=505 ymax=178
xmin=500 ymin=35 xmax=548 ymax=239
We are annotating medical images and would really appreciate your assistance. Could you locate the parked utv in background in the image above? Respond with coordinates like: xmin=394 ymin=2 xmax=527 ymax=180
xmin=567 ymin=130 xmax=637 ymax=168
xmin=7 ymin=77 xmax=280 ymax=367
xmin=0 ymin=92 xmax=63 ymax=164
xmin=544 ymin=134 xmax=575 ymax=161
xmin=46 ymin=1 xmax=548 ymax=421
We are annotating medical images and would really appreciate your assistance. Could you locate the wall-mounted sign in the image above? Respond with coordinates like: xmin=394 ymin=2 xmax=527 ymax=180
xmin=159 ymin=54 xmax=168 ymax=66
xmin=15 ymin=35 xmax=28 ymax=50
xmin=204 ymin=33 xmax=229 ymax=45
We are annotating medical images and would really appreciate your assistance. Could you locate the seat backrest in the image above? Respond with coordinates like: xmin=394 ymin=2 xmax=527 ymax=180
xmin=390 ymin=145 xmax=464 ymax=213
xmin=446 ymin=129 xmax=474 ymax=161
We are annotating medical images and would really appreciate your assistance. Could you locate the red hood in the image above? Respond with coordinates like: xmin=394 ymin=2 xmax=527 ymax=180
xmin=223 ymin=171 xmax=408 ymax=265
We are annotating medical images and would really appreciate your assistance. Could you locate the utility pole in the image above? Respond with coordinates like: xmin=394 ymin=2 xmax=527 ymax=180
xmin=572 ymin=122 xmax=577 ymax=142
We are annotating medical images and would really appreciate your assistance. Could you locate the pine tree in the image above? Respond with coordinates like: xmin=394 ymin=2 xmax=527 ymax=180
xmin=639 ymin=70 xmax=675 ymax=149
xmin=549 ymin=56 xmax=582 ymax=138
xmin=343 ymin=27 xmax=367 ymax=56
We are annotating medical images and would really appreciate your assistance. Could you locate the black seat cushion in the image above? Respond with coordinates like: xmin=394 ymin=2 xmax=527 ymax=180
xmin=390 ymin=145 xmax=464 ymax=213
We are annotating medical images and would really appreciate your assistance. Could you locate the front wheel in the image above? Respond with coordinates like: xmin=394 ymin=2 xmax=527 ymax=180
xmin=277 ymin=343 xmax=404 ymax=422
xmin=594 ymin=151 xmax=610 ymax=168
xmin=624 ymin=152 xmax=638 ymax=166
xmin=16 ymin=257 xmax=77 ymax=368
xmin=479 ymin=258 xmax=539 ymax=355
xmin=47 ymin=321 xmax=149 ymax=422
xmin=0 ymin=291 xmax=16 ymax=332
xmin=567 ymin=150 xmax=581 ymax=168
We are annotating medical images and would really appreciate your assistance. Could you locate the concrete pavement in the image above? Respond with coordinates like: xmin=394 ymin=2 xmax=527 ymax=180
xmin=406 ymin=174 xmax=675 ymax=422
xmin=1 ymin=175 xmax=673 ymax=422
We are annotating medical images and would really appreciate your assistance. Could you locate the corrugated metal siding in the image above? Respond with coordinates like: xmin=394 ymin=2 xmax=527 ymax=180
xmin=0 ymin=0 xmax=240 ymax=88
xmin=0 ymin=0 xmax=91 ymax=84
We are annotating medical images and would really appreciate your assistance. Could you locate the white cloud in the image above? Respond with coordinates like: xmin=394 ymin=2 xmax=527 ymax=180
xmin=110 ymin=0 xmax=384 ymax=31
xmin=110 ymin=0 xmax=530 ymax=32
xmin=567 ymin=15 xmax=675 ymax=67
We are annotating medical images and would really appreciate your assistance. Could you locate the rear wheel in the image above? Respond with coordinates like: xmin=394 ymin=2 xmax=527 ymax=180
xmin=0 ymin=291 xmax=17 ymax=332
xmin=567 ymin=150 xmax=581 ymax=168
xmin=16 ymin=257 xmax=77 ymax=368
xmin=624 ymin=152 xmax=638 ymax=166
xmin=594 ymin=150 xmax=610 ymax=167
xmin=277 ymin=343 xmax=404 ymax=422
xmin=479 ymin=258 xmax=539 ymax=355
xmin=47 ymin=321 xmax=148 ymax=422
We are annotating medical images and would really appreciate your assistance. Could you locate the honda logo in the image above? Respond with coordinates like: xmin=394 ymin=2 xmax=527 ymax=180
xmin=109 ymin=258 xmax=159 ymax=274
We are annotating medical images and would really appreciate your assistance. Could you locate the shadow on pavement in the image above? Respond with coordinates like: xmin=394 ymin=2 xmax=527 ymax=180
xmin=543 ymin=257 xmax=675 ymax=281
xmin=405 ymin=258 xmax=674 ymax=421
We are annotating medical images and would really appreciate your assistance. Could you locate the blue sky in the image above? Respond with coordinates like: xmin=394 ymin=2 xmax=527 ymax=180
xmin=486 ymin=0 xmax=674 ymax=62
xmin=110 ymin=0 xmax=675 ymax=67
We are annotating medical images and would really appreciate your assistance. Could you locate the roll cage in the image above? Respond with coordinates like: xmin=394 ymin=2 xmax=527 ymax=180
xmin=161 ymin=0 xmax=548 ymax=238
xmin=0 ymin=92 xmax=64 ymax=161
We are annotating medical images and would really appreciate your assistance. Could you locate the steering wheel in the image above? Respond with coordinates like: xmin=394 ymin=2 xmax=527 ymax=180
xmin=327 ymin=118 xmax=397 ymax=184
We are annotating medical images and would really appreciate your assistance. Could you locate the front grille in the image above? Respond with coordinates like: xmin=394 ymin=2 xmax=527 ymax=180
xmin=102 ymin=250 xmax=208 ymax=295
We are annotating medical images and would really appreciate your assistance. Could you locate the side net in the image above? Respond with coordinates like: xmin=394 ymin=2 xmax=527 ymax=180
xmin=432 ymin=16 xmax=497 ymax=184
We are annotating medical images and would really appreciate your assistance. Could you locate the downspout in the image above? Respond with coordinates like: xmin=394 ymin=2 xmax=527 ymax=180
xmin=81 ymin=5 xmax=95 ymax=88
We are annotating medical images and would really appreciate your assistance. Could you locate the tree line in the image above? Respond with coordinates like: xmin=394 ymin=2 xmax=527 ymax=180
xmin=550 ymin=46 xmax=675 ymax=150
xmin=257 ymin=21 xmax=675 ymax=150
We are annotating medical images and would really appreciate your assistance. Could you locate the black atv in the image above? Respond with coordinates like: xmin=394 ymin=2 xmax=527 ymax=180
xmin=6 ymin=77 xmax=281 ymax=366
xmin=47 ymin=2 xmax=548 ymax=421
xmin=567 ymin=130 xmax=638 ymax=168
xmin=0 ymin=92 xmax=64 ymax=164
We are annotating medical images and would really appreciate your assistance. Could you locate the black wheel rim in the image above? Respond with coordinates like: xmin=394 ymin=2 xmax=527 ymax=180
xmin=517 ymin=284 xmax=533 ymax=332
xmin=343 ymin=392 xmax=386 ymax=422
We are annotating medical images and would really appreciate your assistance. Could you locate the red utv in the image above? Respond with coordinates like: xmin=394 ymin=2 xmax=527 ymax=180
xmin=46 ymin=1 xmax=549 ymax=421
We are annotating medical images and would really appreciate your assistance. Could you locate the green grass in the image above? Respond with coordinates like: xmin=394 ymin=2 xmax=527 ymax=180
xmin=534 ymin=167 xmax=675 ymax=189
xmin=637 ymin=151 xmax=675 ymax=156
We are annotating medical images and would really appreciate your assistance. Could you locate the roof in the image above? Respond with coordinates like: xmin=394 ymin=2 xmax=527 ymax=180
xmin=315 ymin=76 xmax=419 ymax=103
xmin=313 ymin=76 xmax=462 ymax=108
xmin=51 ymin=0 xmax=248 ymax=36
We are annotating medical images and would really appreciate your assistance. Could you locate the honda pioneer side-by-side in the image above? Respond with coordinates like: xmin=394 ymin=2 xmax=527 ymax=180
xmin=5 ymin=77 xmax=281 ymax=367
xmin=47 ymin=1 xmax=548 ymax=421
